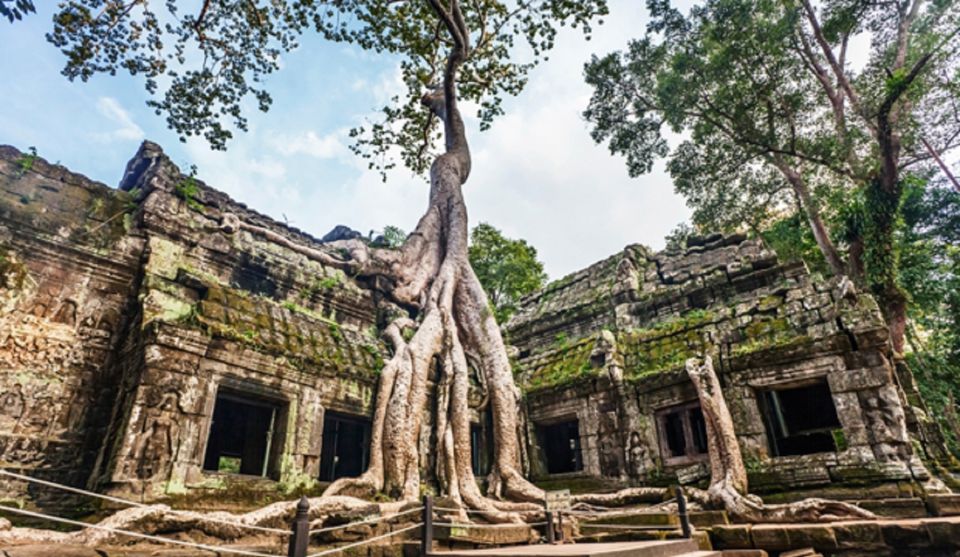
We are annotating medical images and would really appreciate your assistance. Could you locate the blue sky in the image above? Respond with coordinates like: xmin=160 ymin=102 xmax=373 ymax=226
xmin=0 ymin=1 xmax=692 ymax=278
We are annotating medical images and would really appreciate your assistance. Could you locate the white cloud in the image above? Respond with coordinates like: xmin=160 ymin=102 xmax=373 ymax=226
xmin=463 ymin=0 xmax=692 ymax=277
xmin=270 ymin=130 xmax=348 ymax=159
xmin=153 ymin=0 xmax=692 ymax=277
xmin=94 ymin=97 xmax=144 ymax=142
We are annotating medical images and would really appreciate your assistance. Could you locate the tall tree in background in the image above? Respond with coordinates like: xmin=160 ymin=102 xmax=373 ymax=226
xmin=46 ymin=0 xmax=607 ymax=518
xmin=469 ymin=223 xmax=547 ymax=323
xmin=583 ymin=0 xmax=960 ymax=353
xmin=900 ymin=179 xmax=960 ymax=450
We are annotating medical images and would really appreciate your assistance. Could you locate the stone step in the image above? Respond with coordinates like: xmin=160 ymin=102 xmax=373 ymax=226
xmin=779 ymin=549 xmax=822 ymax=557
xmin=435 ymin=523 xmax=538 ymax=545
xmin=927 ymin=494 xmax=960 ymax=516
xmin=856 ymin=497 xmax=927 ymax=518
xmin=432 ymin=540 xmax=701 ymax=557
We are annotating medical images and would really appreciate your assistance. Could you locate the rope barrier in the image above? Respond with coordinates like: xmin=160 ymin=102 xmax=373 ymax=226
xmin=579 ymin=523 xmax=678 ymax=530
xmin=0 ymin=504 xmax=284 ymax=557
xmin=432 ymin=506 xmax=511 ymax=515
xmin=433 ymin=521 xmax=547 ymax=529
xmin=305 ymin=522 xmax=422 ymax=557
xmin=307 ymin=506 xmax=423 ymax=535
xmin=562 ymin=503 xmax=675 ymax=517
xmin=0 ymin=469 xmax=289 ymax=536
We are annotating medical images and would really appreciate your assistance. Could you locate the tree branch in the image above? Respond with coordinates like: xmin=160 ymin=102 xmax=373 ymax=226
xmin=798 ymin=0 xmax=872 ymax=133
xmin=920 ymin=136 xmax=960 ymax=193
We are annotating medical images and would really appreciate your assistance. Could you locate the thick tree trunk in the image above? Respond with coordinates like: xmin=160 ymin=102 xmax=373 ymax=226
xmin=323 ymin=0 xmax=542 ymax=521
xmin=685 ymin=356 xmax=875 ymax=523
xmin=772 ymin=158 xmax=846 ymax=277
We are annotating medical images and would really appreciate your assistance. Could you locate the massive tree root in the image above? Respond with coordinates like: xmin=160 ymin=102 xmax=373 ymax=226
xmin=684 ymin=356 xmax=876 ymax=523
xmin=0 ymin=496 xmax=414 ymax=546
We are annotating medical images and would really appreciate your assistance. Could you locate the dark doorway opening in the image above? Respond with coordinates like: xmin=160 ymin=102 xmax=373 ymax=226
xmin=759 ymin=380 xmax=842 ymax=457
xmin=202 ymin=389 xmax=283 ymax=477
xmin=319 ymin=411 xmax=371 ymax=482
xmin=538 ymin=420 xmax=582 ymax=474
xmin=656 ymin=401 xmax=709 ymax=465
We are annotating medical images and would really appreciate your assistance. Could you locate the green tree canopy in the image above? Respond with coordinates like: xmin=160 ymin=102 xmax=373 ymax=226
xmin=900 ymin=178 xmax=960 ymax=453
xmin=48 ymin=0 xmax=607 ymax=175
xmin=583 ymin=0 xmax=960 ymax=351
xmin=468 ymin=222 xmax=547 ymax=322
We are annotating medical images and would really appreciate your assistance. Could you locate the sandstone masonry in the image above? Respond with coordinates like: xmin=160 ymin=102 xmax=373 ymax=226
xmin=0 ymin=142 xmax=950 ymax=516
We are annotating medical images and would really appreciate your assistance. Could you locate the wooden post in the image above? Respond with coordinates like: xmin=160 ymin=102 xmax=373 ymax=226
xmin=421 ymin=495 xmax=433 ymax=557
xmin=675 ymin=486 xmax=691 ymax=539
xmin=287 ymin=495 xmax=310 ymax=557
xmin=545 ymin=510 xmax=555 ymax=544
xmin=557 ymin=511 xmax=564 ymax=543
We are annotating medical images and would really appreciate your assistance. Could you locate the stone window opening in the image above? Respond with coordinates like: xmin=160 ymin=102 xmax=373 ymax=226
xmin=202 ymin=388 xmax=285 ymax=478
xmin=758 ymin=379 xmax=842 ymax=457
xmin=537 ymin=419 xmax=583 ymax=474
xmin=656 ymin=401 xmax=709 ymax=465
xmin=470 ymin=410 xmax=494 ymax=477
xmin=319 ymin=411 xmax=371 ymax=482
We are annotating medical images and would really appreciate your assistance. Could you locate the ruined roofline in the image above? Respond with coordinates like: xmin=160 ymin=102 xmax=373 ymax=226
xmin=0 ymin=144 xmax=115 ymax=196
xmin=0 ymin=141 xmax=345 ymax=258
xmin=505 ymin=231 xmax=781 ymax=347
xmin=509 ymin=232 xmax=764 ymax=320
xmin=119 ymin=140 xmax=348 ymax=256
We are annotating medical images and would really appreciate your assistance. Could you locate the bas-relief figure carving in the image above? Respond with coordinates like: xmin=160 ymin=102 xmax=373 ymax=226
xmin=627 ymin=431 xmax=648 ymax=479
xmin=597 ymin=410 xmax=623 ymax=477
xmin=131 ymin=393 xmax=181 ymax=481
xmin=0 ymin=384 xmax=24 ymax=432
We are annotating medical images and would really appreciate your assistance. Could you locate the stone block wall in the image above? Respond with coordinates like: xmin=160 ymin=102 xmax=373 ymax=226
xmin=0 ymin=140 xmax=943 ymax=512
xmin=509 ymin=234 xmax=934 ymax=496
xmin=0 ymin=143 xmax=388 ymax=508
xmin=0 ymin=146 xmax=145 ymax=509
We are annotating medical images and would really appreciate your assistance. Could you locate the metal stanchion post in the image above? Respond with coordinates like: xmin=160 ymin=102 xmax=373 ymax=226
xmin=287 ymin=495 xmax=310 ymax=557
xmin=545 ymin=510 xmax=555 ymax=544
xmin=421 ymin=495 xmax=434 ymax=556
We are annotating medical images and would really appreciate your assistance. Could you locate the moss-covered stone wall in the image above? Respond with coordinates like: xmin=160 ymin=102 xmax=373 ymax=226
xmin=0 ymin=142 xmax=390 ymax=508
xmin=509 ymin=233 xmax=938 ymax=501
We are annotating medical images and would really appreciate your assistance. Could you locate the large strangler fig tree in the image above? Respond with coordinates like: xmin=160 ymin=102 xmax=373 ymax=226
xmin=43 ymin=0 xmax=606 ymax=520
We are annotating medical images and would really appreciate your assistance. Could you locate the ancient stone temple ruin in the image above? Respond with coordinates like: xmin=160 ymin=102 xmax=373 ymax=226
xmin=506 ymin=235 xmax=950 ymax=514
xmin=0 ymin=142 xmax=951 ymax=516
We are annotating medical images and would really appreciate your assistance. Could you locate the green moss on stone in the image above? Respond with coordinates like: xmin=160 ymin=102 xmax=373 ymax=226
xmin=525 ymin=337 xmax=598 ymax=391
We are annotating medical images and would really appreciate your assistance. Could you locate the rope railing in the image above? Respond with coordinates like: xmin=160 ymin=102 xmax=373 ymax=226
xmin=1 ymin=467 xmax=694 ymax=556
xmin=305 ymin=523 xmax=422 ymax=557
xmin=433 ymin=521 xmax=548 ymax=528
xmin=432 ymin=506 xmax=507 ymax=514
xmin=307 ymin=506 xmax=423 ymax=535
xmin=0 ymin=504 xmax=284 ymax=557
xmin=0 ymin=469 xmax=290 ymax=536
xmin=580 ymin=523 xmax=681 ymax=530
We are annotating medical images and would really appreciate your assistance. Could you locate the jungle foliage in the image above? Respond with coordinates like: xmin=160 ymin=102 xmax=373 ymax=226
xmin=584 ymin=0 xmax=960 ymax=354
xmin=468 ymin=222 xmax=547 ymax=323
